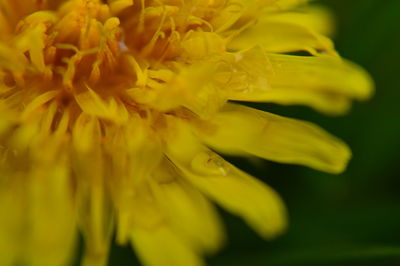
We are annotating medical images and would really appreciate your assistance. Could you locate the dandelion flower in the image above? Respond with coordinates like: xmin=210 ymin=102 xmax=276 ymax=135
xmin=0 ymin=0 xmax=373 ymax=265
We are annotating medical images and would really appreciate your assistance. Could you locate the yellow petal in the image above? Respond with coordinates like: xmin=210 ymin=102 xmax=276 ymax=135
xmin=268 ymin=0 xmax=309 ymax=10
xmin=21 ymin=90 xmax=59 ymax=121
xmin=0 ymin=43 xmax=26 ymax=73
xmin=151 ymin=159 xmax=225 ymax=253
xmin=107 ymin=0 xmax=134 ymax=14
xmin=196 ymin=103 xmax=351 ymax=174
xmin=75 ymin=85 xmax=129 ymax=124
xmin=228 ymin=11 xmax=335 ymax=55
xmin=137 ymin=61 xmax=226 ymax=117
xmin=24 ymin=156 xmax=77 ymax=266
xmin=164 ymin=116 xmax=287 ymax=239
xmin=0 ymin=10 xmax=11 ymax=36
xmin=129 ymin=182 xmax=204 ymax=266
xmin=225 ymin=47 xmax=374 ymax=114
xmin=78 ymin=182 xmax=114 ymax=266
xmin=0 ymin=103 xmax=17 ymax=137
xmin=211 ymin=0 xmax=247 ymax=33
xmin=105 ymin=119 xmax=163 ymax=245
xmin=72 ymin=113 xmax=102 ymax=154
xmin=72 ymin=114 xmax=114 ymax=266
xmin=277 ymin=6 xmax=335 ymax=36
xmin=0 ymin=171 xmax=76 ymax=266
xmin=181 ymin=32 xmax=226 ymax=61
xmin=0 ymin=116 xmax=76 ymax=266
xmin=266 ymin=53 xmax=374 ymax=100
xmin=131 ymin=226 xmax=204 ymax=266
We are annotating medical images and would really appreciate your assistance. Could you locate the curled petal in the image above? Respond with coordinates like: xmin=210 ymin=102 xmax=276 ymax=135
xmin=196 ymin=104 xmax=351 ymax=174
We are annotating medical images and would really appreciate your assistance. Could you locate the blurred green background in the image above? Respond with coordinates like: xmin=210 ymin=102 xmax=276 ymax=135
xmin=105 ymin=0 xmax=400 ymax=265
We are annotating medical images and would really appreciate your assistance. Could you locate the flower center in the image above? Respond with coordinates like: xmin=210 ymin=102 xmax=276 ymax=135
xmin=14 ymin=0 xmax=122 ymax=88
xmin=2 ymin=0 xmax=242 ymax=119
xmin=9 ymin=0 xmax=229 ymax=90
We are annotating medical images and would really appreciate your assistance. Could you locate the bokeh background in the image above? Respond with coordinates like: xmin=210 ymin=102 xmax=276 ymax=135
xmin=103 ymin=0 xmax=400 ymax=265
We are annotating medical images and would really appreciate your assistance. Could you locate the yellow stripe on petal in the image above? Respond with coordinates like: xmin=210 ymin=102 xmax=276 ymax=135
xmin=196 ymin=103 xmax=351 ymax=174
xmin=164 ymin=116 xmax=287 ymax=239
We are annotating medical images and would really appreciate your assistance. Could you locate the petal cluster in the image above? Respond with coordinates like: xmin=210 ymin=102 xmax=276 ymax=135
xmin=0 ymin=0 xmax=373 ymax=265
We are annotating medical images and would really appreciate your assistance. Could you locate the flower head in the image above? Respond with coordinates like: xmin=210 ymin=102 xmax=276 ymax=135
xmin=0 ymin=0 xmax=373 ymax=265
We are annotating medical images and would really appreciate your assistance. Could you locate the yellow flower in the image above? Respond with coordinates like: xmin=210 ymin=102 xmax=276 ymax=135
xmin=0 ymin=0 xmax=373 ymax=265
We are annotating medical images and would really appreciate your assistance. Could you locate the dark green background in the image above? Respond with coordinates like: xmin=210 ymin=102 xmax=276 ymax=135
xmin=105 ymin=0 xmax=400 ymax=265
